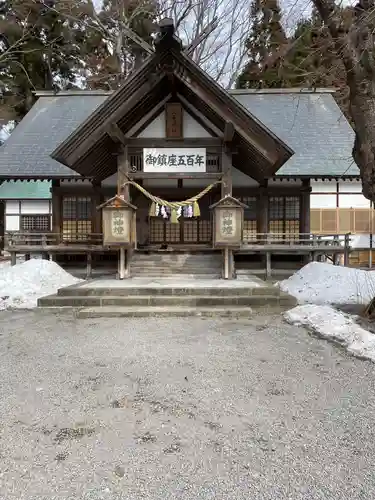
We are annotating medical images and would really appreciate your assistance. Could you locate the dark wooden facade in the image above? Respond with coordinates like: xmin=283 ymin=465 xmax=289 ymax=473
xmin=49 ymin=174 xmax=310 ymax=248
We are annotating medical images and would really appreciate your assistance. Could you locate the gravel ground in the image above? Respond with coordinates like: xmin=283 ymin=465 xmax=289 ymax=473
xmin=0 ymin=311 xmax=375 ymax=500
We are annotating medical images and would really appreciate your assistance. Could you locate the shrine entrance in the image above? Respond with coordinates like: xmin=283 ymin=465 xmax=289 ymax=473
xmin=147 ymin=192 xmax=218 ymax=246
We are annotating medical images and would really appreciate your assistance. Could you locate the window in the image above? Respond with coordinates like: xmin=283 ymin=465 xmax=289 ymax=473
xmin=269 ymin=196 xmax=300 ymax=238
xmin=62 ymin=196 xmax=92 ymax=241
xmin=21 ymin=215 xmax=50 ymax=232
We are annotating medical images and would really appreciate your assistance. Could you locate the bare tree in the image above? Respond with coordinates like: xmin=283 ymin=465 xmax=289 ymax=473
xmin=159 ymin=0 xmax=252 ymax=88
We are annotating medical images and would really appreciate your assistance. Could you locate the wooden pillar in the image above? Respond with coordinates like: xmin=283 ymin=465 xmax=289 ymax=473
xmin=257 ymin=180 xmax=268 ymax=275
xmin=299 ymin=179 xmax=311 ymax=238
xmin=221 ymin=145 xmax=234 ymax=279
xmin=344 ymin=233 xmax=350 ymax=267
xmin=51 ymin=180 xmax=61 ymax=243
xmin=86 ymin=253 xmax=92 ymax=279
xmin=299 ymin=179 xmax=311 ymax=265
xmin=91 ymin=181 xmax=102 ymax=235
xmin=117 ymin=146 xmax=131 ymax=279
xmin=90 ymin=180 xmax=101 ymax=277
xmin=257 ymin=180 xmax=268 ymax=239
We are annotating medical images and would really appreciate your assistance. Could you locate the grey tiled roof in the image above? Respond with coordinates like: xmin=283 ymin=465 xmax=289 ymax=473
xmin=0 ymin=89 xmax=358 ymax=178
xmin=231 ymin=90 xmax=358 ymax=176
xmin=0 ymin=94 xmax=106 ymax=177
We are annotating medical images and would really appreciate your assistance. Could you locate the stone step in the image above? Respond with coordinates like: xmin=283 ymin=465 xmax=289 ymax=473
xmin=131 ymin=262 xmax=222 ymax=268
xmin=132 ymin=258 xmax=221 ymax=264
xmin=131 ymin=268 xmax=222 ymax=274
xmin=57 ymin=285 xmax=281 ymax=297
xmin=133 ymin=255 xmax=220 ymax=260
xmin=76 ymin=306 xmax=256 ymax=318
xmin=131 ymin=273 xmax=222 ymax=279
xmin=130 ymin=264 xmax=221 ymax=270
xmin=38 ymin=293 xmax=296 ymax=308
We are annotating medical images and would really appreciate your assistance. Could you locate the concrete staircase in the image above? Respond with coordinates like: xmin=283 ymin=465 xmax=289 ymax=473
xmin=130 ymin=251 xmax=223 ymax=278
xmin=38 ymin=280 xmax=297 ymax=318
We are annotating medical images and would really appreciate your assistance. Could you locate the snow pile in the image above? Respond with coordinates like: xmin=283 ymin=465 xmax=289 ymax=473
xmin=285 ymin=304 xmax=375 ymax=362
xmin=279 ymin=262 xmax=375 ymax=305
xmin=0 ymin=259 xmax=82 ymax=310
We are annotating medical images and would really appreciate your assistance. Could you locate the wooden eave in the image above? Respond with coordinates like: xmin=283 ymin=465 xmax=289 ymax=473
xmin=0 ymin=175 xmax=92 ymax=182
xmin=51 ymin=50 xmax=163 ymax=165
xmin=51 ymin=46 xmax=294 ymax=183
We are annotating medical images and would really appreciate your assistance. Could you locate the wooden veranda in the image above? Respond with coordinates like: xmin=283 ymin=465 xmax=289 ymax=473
xmin=2 ymin=231 xmax=352 ymax=279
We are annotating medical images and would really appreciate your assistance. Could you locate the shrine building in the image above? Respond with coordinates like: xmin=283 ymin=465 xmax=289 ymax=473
xmin=0 ymin=19 xmax=361 ymax=279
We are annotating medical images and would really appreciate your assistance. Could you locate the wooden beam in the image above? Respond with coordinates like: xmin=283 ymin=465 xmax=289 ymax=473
xmin=117 ymin=147 xmax=130 ymax=198
xmin=126 ymin=94 xmax=172 ymax=137
xmin=177 ymin=73 xmax=272 ymax=162
xmin=106 ymin=123 xmax=128 ymax=146
xmin=128 ymin=172 xmax=222 ymax=179
xmin=221 ymin=145 xmax=232 ymax=197
xmin=124 ymin=138 xmax=222 ymax=148
xmin=67 ymin=76 xmax=165 ymax=165
xmin=51 ymin=180 xmax=61 ymax=243
xmin=221 ymin=145 xmax=233 ymax=279
xmin=300 ymin=179 xmax=311 ymax=235
xmin=257 ymin=180 xmax=269 ymax=237
xmin=224 ymin=121 xmax=235 ymax=143
xmin=177 ymin=93 xmax=223 ymax=138
xmin=117 ymin=146 xmax=131 ymax=279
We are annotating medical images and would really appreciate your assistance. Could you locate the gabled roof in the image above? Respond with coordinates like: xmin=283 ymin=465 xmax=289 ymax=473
xmin=0 ymin=94 xmax=105 ymax=179
xmin=232 ymin=89 xmax=358 ymax=177
xmin=50 ymin=23 xmax=293 ymax=183
xmin=0 ymin=89 xmax=358 ymax=180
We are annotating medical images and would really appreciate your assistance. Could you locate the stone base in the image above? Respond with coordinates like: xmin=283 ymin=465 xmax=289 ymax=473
xmin=38 ymin=277 xmax=297 ymax=317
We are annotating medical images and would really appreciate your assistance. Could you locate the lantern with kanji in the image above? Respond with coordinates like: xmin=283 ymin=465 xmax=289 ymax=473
xmin=98 ymin=195 xmax=137 ymax=247
xmin=210 ymin=195 xmax=247 ymax=248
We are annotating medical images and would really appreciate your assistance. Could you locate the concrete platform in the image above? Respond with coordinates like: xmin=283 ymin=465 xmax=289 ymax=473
xmin=38 ymin=276 xmax=297 ymax=317
xmin=77 ymin=276 xmax=267 ymax=289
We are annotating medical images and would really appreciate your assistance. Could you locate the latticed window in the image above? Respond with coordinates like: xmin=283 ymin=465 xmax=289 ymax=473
xmin=269 ymin=196 xmax=300 ymax=238
xmin=62 ymin=196 xmax=92 ymax=241
xmin=238 ymin=196 xmax=257 ymax=242
xmin=21 ymin=215 xmax=50 ymax=232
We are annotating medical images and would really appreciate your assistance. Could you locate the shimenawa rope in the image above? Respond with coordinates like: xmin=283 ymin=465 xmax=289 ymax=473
xmin=121 ymin=178 xmax=222 ymax=223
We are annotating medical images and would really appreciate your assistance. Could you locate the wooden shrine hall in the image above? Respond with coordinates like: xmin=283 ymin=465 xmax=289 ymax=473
xmin=0 ymin=18 xmax=355 ymax=279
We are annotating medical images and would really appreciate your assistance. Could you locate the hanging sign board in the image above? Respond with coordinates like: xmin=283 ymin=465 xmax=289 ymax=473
xmin=143 ymin=148 xmax=206 ymax=173
xmin=210 ymin=195 xmax=248 ymax=248
xmin=98 ymin=196 xmax=137 ymax=247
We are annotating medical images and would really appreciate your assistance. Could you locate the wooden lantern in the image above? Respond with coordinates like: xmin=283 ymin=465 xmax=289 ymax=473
xmin=210 ymin=195 xmax=248 ymax=248
xmin=98 ymin=195 xmax=137 ymax=247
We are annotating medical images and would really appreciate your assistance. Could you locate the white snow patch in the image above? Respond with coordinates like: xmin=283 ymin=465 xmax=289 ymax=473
xmin=0 ymin=259 xmax=82 ymax=310
xmin=285 ymin=304 xmax=375 ymax=362
xmin=279 ymin=262 xmax=375 ymax=305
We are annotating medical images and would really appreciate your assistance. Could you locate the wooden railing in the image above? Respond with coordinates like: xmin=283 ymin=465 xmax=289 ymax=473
xmin=4 ymin=232 xmax=104 ymax=248
xmin=242 ymin=232 xmax=351 ymax=248
xmin=2 ymin=231 xmax=351 ymax=250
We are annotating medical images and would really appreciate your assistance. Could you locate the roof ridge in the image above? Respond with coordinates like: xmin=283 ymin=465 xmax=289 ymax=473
xmin=229 ymin=88 xmax=336 ymax=95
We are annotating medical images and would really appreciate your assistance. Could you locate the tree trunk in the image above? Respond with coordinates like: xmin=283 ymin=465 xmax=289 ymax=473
xmin=313 ymin=0 xmax=375 ymax=202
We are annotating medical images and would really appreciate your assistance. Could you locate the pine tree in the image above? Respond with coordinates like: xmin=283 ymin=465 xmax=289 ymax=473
xmin=0 ymin=0 xmax=91 ymax=122
xmin=236 ymin=0 xmax=287 ymax=89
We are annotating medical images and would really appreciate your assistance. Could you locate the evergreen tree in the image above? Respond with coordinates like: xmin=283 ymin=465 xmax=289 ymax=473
xmin=0 ymin=0 xmax=91 ymax=122
xmin=236 ymin=0 xmax=287 ymax=89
